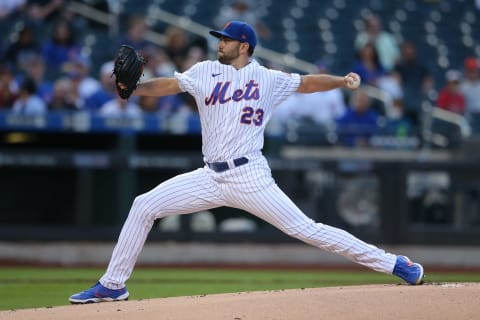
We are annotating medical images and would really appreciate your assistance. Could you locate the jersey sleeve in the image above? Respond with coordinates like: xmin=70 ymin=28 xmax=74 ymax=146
xmin=174 ymin=61 xmax=205 ymax=95
xmin=271 ymin=71 xmax=301 ymax=107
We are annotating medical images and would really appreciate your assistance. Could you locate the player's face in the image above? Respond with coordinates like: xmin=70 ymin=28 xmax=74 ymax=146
xmin=217 ymin=37 xmax=242 ymax=65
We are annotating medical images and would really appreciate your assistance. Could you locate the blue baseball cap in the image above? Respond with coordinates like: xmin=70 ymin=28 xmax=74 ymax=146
xmin=209 ymin=21 xmax=257 ymax=49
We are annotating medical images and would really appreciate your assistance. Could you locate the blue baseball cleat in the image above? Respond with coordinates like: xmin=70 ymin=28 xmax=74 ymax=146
xmin=392 ymin=255 xmax=425 ymax=285
xmin=69 ymin=282 xmax=129 ymax=304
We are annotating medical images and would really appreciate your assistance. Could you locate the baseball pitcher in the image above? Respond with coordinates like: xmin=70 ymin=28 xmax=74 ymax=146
xmin=70 ymin=21 xmax=424 ymax=304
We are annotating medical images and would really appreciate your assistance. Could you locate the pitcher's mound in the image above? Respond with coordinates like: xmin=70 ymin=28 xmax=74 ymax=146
xmin=2 ymin=283 xmax=478 ymax=320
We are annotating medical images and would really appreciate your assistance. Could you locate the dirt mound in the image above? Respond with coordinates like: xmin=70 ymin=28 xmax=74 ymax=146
xmin=1 ymin=283 xmax=478 ymax=320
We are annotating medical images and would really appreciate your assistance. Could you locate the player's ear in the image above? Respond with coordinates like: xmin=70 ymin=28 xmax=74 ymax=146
xmin=240 ymin=42 xmax=249 ymax=53
xmin=242 ymin=42 xmax=254 ymax=56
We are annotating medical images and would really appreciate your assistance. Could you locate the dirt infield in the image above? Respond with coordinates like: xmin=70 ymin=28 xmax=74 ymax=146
xmin=1 ymin=283 xmax=478 ymax=320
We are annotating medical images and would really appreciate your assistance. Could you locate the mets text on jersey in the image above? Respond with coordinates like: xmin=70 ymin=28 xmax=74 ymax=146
xmin=205 ymin=80 xmax=260 ymax=106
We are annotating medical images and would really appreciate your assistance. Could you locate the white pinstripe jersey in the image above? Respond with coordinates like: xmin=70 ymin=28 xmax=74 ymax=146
xmin=175 ymin=59 xmax=301 ymax=163
xmin=100 ymin=63 xmax=399 ymax=293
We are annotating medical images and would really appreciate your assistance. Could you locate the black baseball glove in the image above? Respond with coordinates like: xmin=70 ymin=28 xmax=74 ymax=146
xmin=112 ymin=45 xmax=147 ymax=99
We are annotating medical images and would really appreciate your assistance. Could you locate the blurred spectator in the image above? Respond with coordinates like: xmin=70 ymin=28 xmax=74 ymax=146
xmin=188 ymin=35 xmax=208 ymax=59
xmin=99 ymin=96 xmax=142 ymax=118
xmin=459 ymin=57 xmax=480 ymax=123
xmin=26 ymin=0 xmax=64 ymax=22
xmin=377 ymin=71 xmax=403 ymax=101
xmin=382 ymin=102 xmax=414 ymax=140
xmin=393 ymin=40 xmax=433 ymax=125
xmin=272 ymin=92 xmax=302 ymax=123
xmin=336 ymin=88 xmax=380 ymax=147
xmin=48 ymin=77 xmax=76 ymax=111
xmin=351 ymin=42 xmax=386 ymax=87
xmin=214 ymin=0 xmax=271 ymax=43
xmin=436 ymin=69 xmax=465 ymax=115
xmin=138 ymin=95 xmax=160 ymax=113
xmin=142 ymin=46 xmax=175 ymax=77
xmin=20 ymin=54 xmax=53 ymax=104
xmin=182 ymin=46 xmax=207 ymax=72
xmin=64 ymin=54 xmax=101 ymax=108
xmin=157 ymin=92 xmax=192 ymax=115
xmin=11 ymin=77 xmax=46 ymax=115
xmin=164 ymin=26 xmax=190 ymax=70
xmin=0 ymin=64 xmax=18 ymax=108
xmin=177 ymin=92 xmax=199 ymax=115
xmin=376 ymin=100 xmax=417 ymax=150
xmin=355 ymin=14 xmax=400 ymax=71
xmin=171 ymin=33 xmax=208 ymax=73
xmin=275 ymin=62 xmax=346 ymax=126
xmin=0 ymin=0 xmax=25 ymax=20
xmin=118 ymin=15 xmax=152 ymax=52
xmin=3 ymin=22 xmax=40 ymax=72
xmin=143 ymin=92 xmax=198 ymax=116
xmin=84 ymin=61 xmax=116 ymax=111
xmin=42 ymin=19 xmax=81 ymax=74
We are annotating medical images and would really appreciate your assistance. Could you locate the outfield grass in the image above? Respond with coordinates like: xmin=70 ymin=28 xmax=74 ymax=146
xmin=0 ymin=267 xmax=479 ymax=310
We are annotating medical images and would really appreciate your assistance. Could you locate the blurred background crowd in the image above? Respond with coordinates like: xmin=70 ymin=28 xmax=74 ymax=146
xmin=0 ymin=0 xmax=479 ymax=150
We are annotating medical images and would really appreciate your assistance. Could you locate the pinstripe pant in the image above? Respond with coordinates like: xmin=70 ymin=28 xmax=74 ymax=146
xmin=100 ymin=155 xmax=396 ymax=289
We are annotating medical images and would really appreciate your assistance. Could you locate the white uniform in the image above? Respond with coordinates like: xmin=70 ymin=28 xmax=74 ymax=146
xmin=100 ymin=59 xmax=397 ymax=289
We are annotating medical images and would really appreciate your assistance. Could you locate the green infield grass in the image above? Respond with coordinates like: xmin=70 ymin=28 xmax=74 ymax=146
xmin=0 ymin=267 xmax=479 ymax=310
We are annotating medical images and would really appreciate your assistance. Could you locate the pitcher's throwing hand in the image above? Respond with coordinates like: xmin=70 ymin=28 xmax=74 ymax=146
xmin=344 ymin=72 xmax=361 ymax=89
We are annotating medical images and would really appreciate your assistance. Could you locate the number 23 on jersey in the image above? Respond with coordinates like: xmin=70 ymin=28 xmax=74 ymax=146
xmin=240 ymin=106 xmax=264 ymax=126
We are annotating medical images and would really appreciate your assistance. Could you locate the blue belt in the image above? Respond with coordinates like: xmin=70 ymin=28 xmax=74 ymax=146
xmin=206 ymin=157 xmax=249 ymax=173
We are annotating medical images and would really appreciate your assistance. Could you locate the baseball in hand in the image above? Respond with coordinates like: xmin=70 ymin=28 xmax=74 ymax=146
xmin=345 ymin=73 xmax=361 ymax=89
